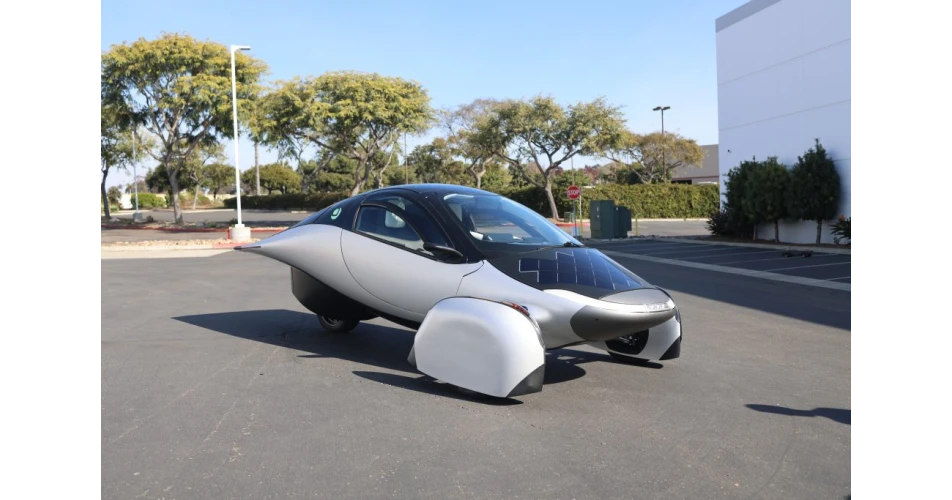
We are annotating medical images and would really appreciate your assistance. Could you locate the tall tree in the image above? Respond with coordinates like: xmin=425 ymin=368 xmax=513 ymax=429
xmin=241 ymin=163 xmax=301 ymax=194
xmin=203 ymin=163 xmax=236 ymax=198
xmin=101 ymin=33 xmax=268 ymax=223
xmin=474 ymin=96 xmax=626 ymax=219
xmin=786 ymin=139 xmax=841 ymax=244
xmin=260 ymin=71 xmax=433 ymax=196
xmin=101 ymin=103 xmax=149 ymax=219
xmin=441 ymin=99 xmax=500 ymax=189
xmin=607 ymin=130 xmax=704 ymax=183
xmin=408 ymin=138 xmax=467 ymax=184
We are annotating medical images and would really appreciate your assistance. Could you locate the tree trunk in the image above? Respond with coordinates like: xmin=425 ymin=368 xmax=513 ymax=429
xmin=192 ymin=185 xmax=199 ymax=210
xmin=475 ymin=171 xmax=484 ymax=190
xmin=168 ymin=171 xmax=184 ymax=224
xmin=752 ymin=223 xmax=757 ymax=240
xmin=774 ymin=219 xmax=780 ymax=243
xmin=543 ymin=180 xmax=559 ymax=220
xmin=101 ymin=171 xmax=111 ymax=220
xmin=254 ymin=141 xmax=261 ymax=196
xmin=816 ymin=219 xmax=822 ymax=245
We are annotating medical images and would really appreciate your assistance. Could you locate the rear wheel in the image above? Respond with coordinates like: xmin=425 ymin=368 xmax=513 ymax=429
xmin=317 ymin=316 xmax=359 ymax=333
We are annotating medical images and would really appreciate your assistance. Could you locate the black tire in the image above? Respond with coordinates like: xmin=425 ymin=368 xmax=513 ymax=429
xmin=317 ymin=316 xmax=359 ymax=333
xmin=608 ymin=351 xmax=652 ymax=365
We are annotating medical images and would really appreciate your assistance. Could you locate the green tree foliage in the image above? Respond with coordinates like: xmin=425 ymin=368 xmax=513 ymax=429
xmin=786 ymin=139 xmax=841 ymax=244
xmin=478 ymin=161 xmax=512 ymax=192
xmin=608 ymin=130 xmax=704 ymax=184
xmin=101 ymin=103 xmax=148 ymax=218
xmin=408 ymin=138 xmax=468 ymax=185
xmin=107 ymin=186 xmax=123 ymax=208
xmin=241 ymin=163 xmax=301 ymax=194
xmin=720 ymin=157 xmax=759 ymax=238
xmin=101 ymin=33 xmax=268 ymax=223
xmin=203 ymin=163 xmax=236 ymax=198
xmin=474 ymin=96 xmax=627 ymax=219
xmin=260 ymin=71 xmax=433 ymax=196
xmin=441 ymin=99 xmax=501 ymax=189
xmin=742 ymin=156 xmax=790 ymax=242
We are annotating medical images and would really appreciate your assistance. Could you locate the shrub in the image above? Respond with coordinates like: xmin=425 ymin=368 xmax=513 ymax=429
xmin=706 ymin=207 xmax=754 ymax=239
xmin=221 ymin=192 xmax=349 ymax=211
xmin=830 ymin=215 xmax=850 ymax=244
xmin=786 ymin=139 xmax=841 ymax=244
xmin=133 ymin=193 xmax=167 ymax=209
xmin=742 ymin=156 xmax=790 ymax=242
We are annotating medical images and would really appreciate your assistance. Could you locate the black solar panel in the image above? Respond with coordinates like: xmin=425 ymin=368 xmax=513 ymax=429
xmin=518 ymin=248 xmax=642 ymax=290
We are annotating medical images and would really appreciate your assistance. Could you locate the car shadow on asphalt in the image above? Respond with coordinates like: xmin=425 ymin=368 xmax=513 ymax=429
xmin=173 ymin=309 xmax=631 ymax=404
xmin=745 ymin=403 xmax=851 ymax=425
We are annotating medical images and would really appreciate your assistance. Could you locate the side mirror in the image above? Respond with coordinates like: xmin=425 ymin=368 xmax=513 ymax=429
xmin=423 ymin=242 xmax=465 ymax=263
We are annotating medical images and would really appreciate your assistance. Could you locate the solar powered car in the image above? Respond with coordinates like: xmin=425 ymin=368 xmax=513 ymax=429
xmin=236 ymin=184 xmax=681 ymax=398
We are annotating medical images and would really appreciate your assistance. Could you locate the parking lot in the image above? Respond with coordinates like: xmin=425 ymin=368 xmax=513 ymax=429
xmin=102 ymin=246 xmax=850 ymax=499
xmin=591 ymin=239 xmax=850 ymax=287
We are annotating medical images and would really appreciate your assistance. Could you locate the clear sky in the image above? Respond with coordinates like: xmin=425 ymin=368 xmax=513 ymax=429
xmin=101 ymin=0 xmax=744 ymax=188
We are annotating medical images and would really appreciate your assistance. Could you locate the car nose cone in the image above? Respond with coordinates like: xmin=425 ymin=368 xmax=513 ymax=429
xmin=568 ymin=288 xmax=677 ymax=342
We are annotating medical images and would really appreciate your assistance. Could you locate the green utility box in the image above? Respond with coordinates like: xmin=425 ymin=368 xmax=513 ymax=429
xmin=589 ymin=200 xmax=616 ymax=239
xmin=615 ymin=206 xmax=632 ymax=237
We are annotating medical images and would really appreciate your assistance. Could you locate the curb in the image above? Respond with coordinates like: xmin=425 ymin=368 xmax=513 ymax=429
xmin=101 ymin=242 xmax=249 ymax=251
xmin=101 ymin=224 xmax=287 ymax=233
xmin=642 ymin=237 xmax=851 ymax=254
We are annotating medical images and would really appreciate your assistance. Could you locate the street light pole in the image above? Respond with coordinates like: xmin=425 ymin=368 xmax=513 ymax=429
xmin=404 ymin=131 xmax=408 ymax=184
xmin=230 ymin=44 xmax=252 ymax=242
xmin=653 ymin=105 xmax=670 ymax=177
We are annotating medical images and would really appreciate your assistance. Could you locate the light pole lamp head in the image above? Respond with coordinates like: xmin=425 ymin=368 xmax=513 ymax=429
xmin=232 ymin=45 xmax=252 ymax=52
xmin=653 ymin=106 xmax=670 ymax=111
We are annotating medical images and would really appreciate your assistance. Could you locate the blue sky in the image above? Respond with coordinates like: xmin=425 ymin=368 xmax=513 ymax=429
xmin=102 ymin=0 xmax=743 ymax=187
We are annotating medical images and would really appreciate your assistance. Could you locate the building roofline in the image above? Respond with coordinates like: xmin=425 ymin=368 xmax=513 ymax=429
xmin=715 ymin=0 xmax=782 ymax=33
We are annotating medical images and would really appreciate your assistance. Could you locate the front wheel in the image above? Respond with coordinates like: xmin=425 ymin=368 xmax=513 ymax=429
xmin=317 ymin=316 xmax=359 ymax=333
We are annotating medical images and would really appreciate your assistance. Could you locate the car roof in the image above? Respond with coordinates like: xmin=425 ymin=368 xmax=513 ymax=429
xmin=367 ymin=183 xmax=500 ymax=197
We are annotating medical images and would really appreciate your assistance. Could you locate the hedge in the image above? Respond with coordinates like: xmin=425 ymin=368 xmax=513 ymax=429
xmin=223 ymin=185 xmax=718 ymax=219
xmin=500 ymin=184 xmax=719 ymax=219
xmin=221 ymin=192 xmax=349 ymax=211
xmin=134 ymin=193 xmax=167 ymax=209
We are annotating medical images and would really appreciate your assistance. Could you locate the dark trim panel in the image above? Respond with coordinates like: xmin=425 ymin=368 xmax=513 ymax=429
xmin=715 ymin=0 xmax=782 ymax=32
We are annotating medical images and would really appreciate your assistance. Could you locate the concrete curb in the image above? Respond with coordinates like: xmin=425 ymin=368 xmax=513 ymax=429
xmin=642 ymin=237 xmax=851 ymax=254
xmin=601 ymin=250 xmax=850 ymax=292
xmin=101 ymin=242 xmax=246 ymax=251
xmin=100 ymin=224 xmax=287 ymax=233
xmin=553 ymin=218 xmax=707 ymax=227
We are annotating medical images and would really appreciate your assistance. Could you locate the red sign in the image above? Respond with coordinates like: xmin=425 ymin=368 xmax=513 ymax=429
xmin=567 ymin=185 xmax=581 ymax=200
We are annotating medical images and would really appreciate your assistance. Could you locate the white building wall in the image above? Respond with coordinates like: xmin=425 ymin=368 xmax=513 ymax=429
xmin=716 ymin=0 xmax=850 ymax=244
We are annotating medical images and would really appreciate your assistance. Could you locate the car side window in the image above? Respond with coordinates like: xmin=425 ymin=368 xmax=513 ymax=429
xmin=360 ymin=194 xmax=451 ymax=247
xmin=355 ymin=205 xmax=430 ymax=255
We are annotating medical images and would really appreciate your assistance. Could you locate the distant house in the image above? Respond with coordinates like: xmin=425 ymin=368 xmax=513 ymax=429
xmin=670 ymin=144 xmax=719 ymax=184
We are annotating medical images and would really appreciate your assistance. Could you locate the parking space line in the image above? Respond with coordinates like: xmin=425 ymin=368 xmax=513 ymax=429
xmin=602 ymin=243 xmax=694 ymax=252
xmin=714 ymin=253 xmax=840 ymax=265
xmin=682 ymin=249 xmax=781 ymax=260
xmin=827 ymin=276 xmax=851 ymax=281
xmin=638 ymin=246 xmax=745 ymax=256
xmin=600 ymin=250 xmax=850 ymax=292
xmin=763 ymin=261 xmax=851 ymax=272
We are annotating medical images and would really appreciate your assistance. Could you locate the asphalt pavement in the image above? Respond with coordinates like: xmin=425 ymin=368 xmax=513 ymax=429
xmin=101 ymin=249 xmax=850 ymax=499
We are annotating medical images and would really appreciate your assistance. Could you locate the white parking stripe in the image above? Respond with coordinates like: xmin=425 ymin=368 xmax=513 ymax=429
xmin=638 ymin=246 xmax=748 ymax=256
xmin=827 ymin=276 xmax=851 ymax=281
xmin=600 ymin=250 xmax=850 ymax=291
xmin=682 ymin=249 xmax=781 ymax=260
xmin=714 ymin=253 xmax=841 ymax=265
xmin=603 ymin=243 xmax=694 ymax=252
xmin=763 ymin=261 xmax=851 ymax=272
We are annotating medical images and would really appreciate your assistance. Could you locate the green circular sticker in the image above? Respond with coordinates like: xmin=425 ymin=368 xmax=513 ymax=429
xmin=331 ymin=207 xmax=342 ymax=219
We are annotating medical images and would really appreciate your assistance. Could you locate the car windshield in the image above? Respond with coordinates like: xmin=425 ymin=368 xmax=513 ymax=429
xmin=441 ymin=193 xmax=582 ymax=249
